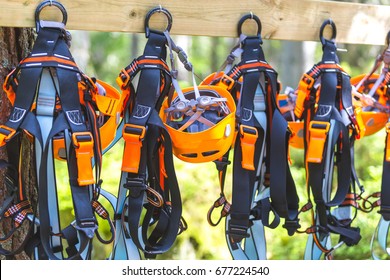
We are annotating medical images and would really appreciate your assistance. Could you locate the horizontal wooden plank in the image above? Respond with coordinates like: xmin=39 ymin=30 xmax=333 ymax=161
xmin=0 ymin=0 xmax=388 ymax=45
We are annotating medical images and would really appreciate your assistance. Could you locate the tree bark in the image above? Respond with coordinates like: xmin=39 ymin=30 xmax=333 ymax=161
xmin=0 ymin=27 xmax=35 ymax=260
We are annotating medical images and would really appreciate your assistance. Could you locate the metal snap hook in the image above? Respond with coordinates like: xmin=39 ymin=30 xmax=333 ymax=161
xmin=237 ymin=13 xmax=262 ymax=37
xmin=145 ymin=6 xmax=173 ymax=38
xmin=35 ymin=0 xmax=68 ymax=32
xmin=319 ymin=18 xmax=337 ymax=45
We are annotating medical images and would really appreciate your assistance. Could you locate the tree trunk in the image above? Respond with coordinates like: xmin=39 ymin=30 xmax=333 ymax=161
xmin=0 ymin=27 xmax=35 ymax=260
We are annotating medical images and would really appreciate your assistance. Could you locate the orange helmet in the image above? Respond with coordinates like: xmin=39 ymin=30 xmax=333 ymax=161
xmin=276 ymin=88 xmax=305 ymax=149
xmin=160 ymin=84 xmax=236 ymax=163
xmin=54 ymin=79 xmax=122 ymax=160
xmin=351 ymin=73 xmax=389 ymax=136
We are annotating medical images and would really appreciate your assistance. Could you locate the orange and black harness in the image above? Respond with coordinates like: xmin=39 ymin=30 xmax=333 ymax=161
xmin=112 ymin=7 xmax=183 ymax=259
xmin=294 ymin=20 xmax=362 ymax=259
xmin=0 ymin=1 xmax=117 ymax=259
xmin=351 ymin=34 xmax=390 ymax=258
xmin=207 ymin=14 xmax=299 ymax=259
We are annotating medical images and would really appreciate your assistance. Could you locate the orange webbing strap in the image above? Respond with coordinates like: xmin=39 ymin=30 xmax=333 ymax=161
xmin=306 ymin=121 xmax=330 ymax=163
xmin=72 ymin=132 xmax=95 ymax=186
xmin=121 ymin=124 xmax=146 ymax=173
xmin=0 ymin=125 xmax=17 ymax=147
xmin=294 ymin=73 xmax=315 ymax=119
xmin=3 ymin=68 xmax=17 ymax=105
xmin=239 ymin=124 xmax=258 ymax=170
xmin=159 ymin=144 xmax=168 ymax=191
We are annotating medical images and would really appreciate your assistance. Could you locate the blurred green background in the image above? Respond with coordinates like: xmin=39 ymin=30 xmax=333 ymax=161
xmin=54 ymin=0 xmax=389 ymax=259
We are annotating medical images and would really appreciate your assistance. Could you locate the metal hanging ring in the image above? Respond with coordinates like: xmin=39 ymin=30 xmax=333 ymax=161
xmin=319 ymin=19 xmax=337 ymax=45
xmin=237 ymin=13 xmax=262 ymax=37
xmin=35 ymin=0 xmax=68 ymax=32
xmin=145 ymin=6 xmax=173 ymax=38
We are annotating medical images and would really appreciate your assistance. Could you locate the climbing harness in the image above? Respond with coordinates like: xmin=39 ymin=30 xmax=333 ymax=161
xmin=112 ymin=7 xmax=185 ymax=259
xmin=293 ymin=19 xmax=363 ymax=259
xmin=0 ymin=0 xmax=120 ymax=259
xmin=203 ymin=14 xmax=299 ymax=260
xmin=351 ymin=32 xmax=390 ymax=259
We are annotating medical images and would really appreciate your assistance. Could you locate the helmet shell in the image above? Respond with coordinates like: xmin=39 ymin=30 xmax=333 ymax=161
xmin=160 ymin=85 xmax=236 ymax=163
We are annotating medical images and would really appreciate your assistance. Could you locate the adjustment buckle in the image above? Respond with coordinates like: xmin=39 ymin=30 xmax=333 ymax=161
xmin=0 ymin=125 xmax=16 ymax=147
xmin=71 ymin=219 xmax=98 ymax=239
xmin=72 ymin=132 xmax=95 ymax=186
xmin=294 ymin=73 xmax=315 ymax=118
xmin=124 ymin=178 xmax=147 ymax=198
xmin=220 ymin=74 xmax=236 ymax=91
xmin=239 ymin=124 xmax=258 ymax=170
xmin=227 ymin=220 xmax=250 ymax=243
xmin=117 ymin=68 xmax=131 ymax=90
xmin=282 ymin=219 xmax=301 ymax=236
xmin=301 ymin=73 xmax=315 ymax=89
xmin=378 ymin=206 xmax=390 ymax=221
xmin=307 ymin=121 xmax=330 ymax=163
xmin=121 ymin=124 xmax=146 ymax=173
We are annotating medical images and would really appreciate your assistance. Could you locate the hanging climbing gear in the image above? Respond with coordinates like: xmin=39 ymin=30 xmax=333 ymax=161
xmin=0 ymin=0 xmax=120 ymax=259
xmin=112 ymin=6 xmax=184 ymax=259
xmin=293 ymin=19 xmax=363 ymax=260
xmin=160 ymin=85 xmax=236 ymax=163
xmin=351 ymin=31 xmax=390 ymax=259
xmin=203 ymin=13 xmax=299 ymax=260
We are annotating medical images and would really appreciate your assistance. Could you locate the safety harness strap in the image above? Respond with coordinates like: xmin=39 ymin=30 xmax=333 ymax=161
xmin=298 ymin=22 xmax=362 ymax=258
xmin=380 ymin=124 xmax=390 ymax=221
xmin=116 ymin=30 xmax=182 ymax=258
xmin=217 ymin=27 xmax=298 ymax=258
xmin=227 ymin=36 xmax=263 ymax=244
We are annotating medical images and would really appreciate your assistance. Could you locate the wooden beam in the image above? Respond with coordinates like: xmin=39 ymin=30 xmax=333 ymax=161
xmin=0 ymin=0 xmax=388 ymax=45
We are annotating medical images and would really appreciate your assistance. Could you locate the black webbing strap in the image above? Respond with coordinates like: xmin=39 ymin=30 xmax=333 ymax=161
xmin=0 ymin=23 xmax=100 ymax=259
xmin=33 ymin=27 xmax=97 ymax=260
xmin=226 ymin=34 xmax=297 ymax=243
xmin=304 ymin=38 xmax=361 ymax=246
xmin=120 ymin=31 xmax=182 ymax=258
xmin=380 ymin=129 xmax=390 ymax=221
xmin=227 ymin=36 xmax=262 ymax=244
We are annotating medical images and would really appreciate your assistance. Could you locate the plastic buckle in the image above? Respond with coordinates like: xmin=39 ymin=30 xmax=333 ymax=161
xmin=227 ymin=220 xmax=250 ymax=243
xmin=124 ymin=178 xmax=148 ymax=198
xmin=72 ymin=132 xmax=95 ymax=186
xmin=117 ymin=68 xmax=131 ymax=90
xmin=282 ymin=219 xmax=301 ymax=236
xmin=71 ymin=219 xmax=98 ymax=239
xmin=378 ymin=206 xmax=390 ymax=221
xmin=301 ymin=73 xmax=315 ymax=89
xmin=307 ymin=121 xmax=330 ymax=163
xmin=221 ymin=74 xmax=236 ymax=91
xmin=121 ymin=124 xmax=146 ymax=173
xmin=0 ymin=125 xmax=16 ymax=147
xmin=239 ymin=125 xmax=258 ymax=170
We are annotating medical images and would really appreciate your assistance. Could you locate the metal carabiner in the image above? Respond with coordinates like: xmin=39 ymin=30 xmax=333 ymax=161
xmin=34 ymin=0 xmax=68 ymax=33
xmin=144 ymin=6 xmax=173 ymax=38
xmin=319 ymin=18 xmax=337 ymax=46
xmin=237 ymin=13 xmax=262 ymax=37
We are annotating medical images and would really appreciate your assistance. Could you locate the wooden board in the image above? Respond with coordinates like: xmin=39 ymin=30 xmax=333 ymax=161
xmin=0 ymin=0 xmax=388 ymax=45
